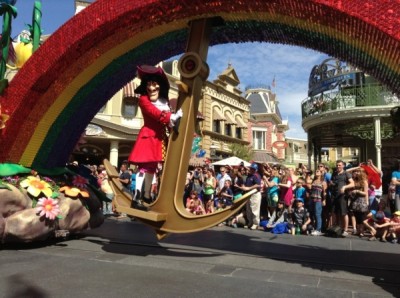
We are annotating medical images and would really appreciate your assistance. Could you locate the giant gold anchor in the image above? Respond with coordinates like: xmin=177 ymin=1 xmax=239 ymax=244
xmin=105 ymin=18 xmax=256 ymax=240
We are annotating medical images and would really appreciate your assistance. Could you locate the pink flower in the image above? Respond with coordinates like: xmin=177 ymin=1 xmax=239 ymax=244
xmin=36 ymin=197 xmax=60 ymax=220
xmin=72 ymin=175 xmax=88 ymax=189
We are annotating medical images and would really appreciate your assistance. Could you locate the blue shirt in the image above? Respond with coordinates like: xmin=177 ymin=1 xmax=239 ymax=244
xmin=245 ymin=172 xmax=261 ymax=192
xmin=391 ymin=170 xmax=400 ymax=195
xmin=268 ymin=176 xmax=279 ymax=196
xmin=294 ymin=186 xmax=306 ymax=200
xmin=324 ymin=172 xmax=332 ymax=183
xmin=130 ymin=173 xmax=136 ymax=191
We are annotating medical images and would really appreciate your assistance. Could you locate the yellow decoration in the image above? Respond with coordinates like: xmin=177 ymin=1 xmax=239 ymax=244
xmin=20 ymin=176 xmax=53 ymax=198
xmin=14 ymin=42 xmax=33 ymax=69
xmin=59 ymin=186 xmax=89 ymax=198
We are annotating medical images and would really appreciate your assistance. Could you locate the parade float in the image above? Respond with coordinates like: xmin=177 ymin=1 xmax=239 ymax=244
xmin=1 ymin=0 xmax=400 ymax=243
xmin=0 ymin=1 xmax=104 ymax=244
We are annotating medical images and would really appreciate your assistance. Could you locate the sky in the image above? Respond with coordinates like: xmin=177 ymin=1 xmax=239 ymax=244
xmin=5 ymin=0 xmax=330 ymax=140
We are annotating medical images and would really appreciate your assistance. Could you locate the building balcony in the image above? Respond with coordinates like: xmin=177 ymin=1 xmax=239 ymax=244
xmin=301 ymin=83 xmax=400 ymax=131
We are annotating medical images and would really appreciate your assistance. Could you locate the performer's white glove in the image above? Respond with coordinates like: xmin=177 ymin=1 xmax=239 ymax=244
xmin=170 ymin=108 xmax=183 ymax=122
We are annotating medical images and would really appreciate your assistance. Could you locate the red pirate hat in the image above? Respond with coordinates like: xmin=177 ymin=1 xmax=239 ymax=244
xmin=134 ymin=65 xmax=170 ymax=99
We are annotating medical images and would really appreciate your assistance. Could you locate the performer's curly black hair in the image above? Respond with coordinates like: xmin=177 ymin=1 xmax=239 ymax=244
xmin=134 ymin=65 xmax=170 ymax=99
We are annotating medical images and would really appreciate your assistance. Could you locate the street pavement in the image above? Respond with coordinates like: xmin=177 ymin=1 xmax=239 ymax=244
xmin=1 ymin=216 xmax=400 ymax=298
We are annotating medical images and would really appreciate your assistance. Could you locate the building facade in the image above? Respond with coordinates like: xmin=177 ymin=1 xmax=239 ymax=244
xmin=245 ymin=86 xmax=288 ymax=163
xmin=198 ymin=64 xmax=250 ymax=163
xmin=302 ymin=58 xmax=400 ymax=180
xmin=285 ymin=137 xmax=309 ymax=167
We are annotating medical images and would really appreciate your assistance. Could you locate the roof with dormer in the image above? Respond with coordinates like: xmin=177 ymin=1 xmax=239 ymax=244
xmin=245 ymin=88 xmax=283 ymax=120
xmin=212 ymin=64 xmax=243 ymax=96
xmin=215 ymin=63 xmax=240 ymax=86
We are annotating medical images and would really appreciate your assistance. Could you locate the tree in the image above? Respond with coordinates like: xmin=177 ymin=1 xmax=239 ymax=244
xmin=229 ymin=143 xmax=254 ymax=161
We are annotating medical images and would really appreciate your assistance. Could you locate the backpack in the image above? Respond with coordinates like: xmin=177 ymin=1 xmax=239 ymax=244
xmin=325 ymin=225 xmax=342 ymax=237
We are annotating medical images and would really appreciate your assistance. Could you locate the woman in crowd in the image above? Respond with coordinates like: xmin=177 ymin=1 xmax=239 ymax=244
xmin=278 ymin=167 xmax=293 ymax=208
xmin=233 ymin=166 xmax=246 ymax=201
xmin=264 ymin=166 xmax=280 ymax=218
xmin=349 ymin=168 xmax=369 ymax=237
xmin=309 ymin=168 xmax=327 ymax=236
xmin=203 ymin=168 xmax=217 ymax=209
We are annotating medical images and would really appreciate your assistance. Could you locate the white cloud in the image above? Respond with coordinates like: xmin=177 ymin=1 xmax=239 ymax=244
xmin=206 ymin=43 xmax=329 ymax=140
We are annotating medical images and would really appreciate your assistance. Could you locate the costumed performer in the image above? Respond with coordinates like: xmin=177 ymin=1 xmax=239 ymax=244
xmin=128 ymin=65 xmax=182 ymax=210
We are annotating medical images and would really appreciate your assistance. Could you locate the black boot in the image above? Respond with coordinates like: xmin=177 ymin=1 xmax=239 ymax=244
xmin=131 ymin=199 xmax=148 ymax=211
xmin=143 ymin=197 xmax=153 ymax=204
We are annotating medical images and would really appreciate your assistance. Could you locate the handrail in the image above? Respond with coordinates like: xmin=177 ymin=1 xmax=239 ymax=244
xmin=301 ymin=83 xmax=400 ymax=119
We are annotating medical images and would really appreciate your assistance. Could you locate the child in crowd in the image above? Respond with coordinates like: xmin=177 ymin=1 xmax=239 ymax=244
xmin=185 ymin=190 xmax=205 ymax=215
xmin=288 ymin=198 xmax=312 ymax=235
xmin=293 ymin=178 xmax=307 ymax=206
xmin=265 ymin=200 xmax=289 ymax=232
xmin=205 ymin=200 xmax=214 ymax=214
xmin=215 ymin=199 xmax=226 ymax=211
xmin=218 ymin=180 xmax=233 ymax=207
xmin=363 ymin=210 xmax=390 ymax=241
xmin=376 ymin=210 xmax=400 ymax=243
xmin=388 ymin=211 xmax=400 ymax=243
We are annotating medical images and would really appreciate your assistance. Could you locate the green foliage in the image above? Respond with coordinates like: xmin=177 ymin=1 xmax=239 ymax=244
xmin=229 ymin=143 xmax=253 ymax=161
xmin=326 ymin=160 xmax=336 ymax=173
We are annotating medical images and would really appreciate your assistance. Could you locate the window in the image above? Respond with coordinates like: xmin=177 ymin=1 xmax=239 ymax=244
xmin=235 ymin=127 xmax=242 ymax=139
xmin=252 ymin=130 xmax=266 ymax=150
xmin=293 ymin=144 xmax=299 ymax=153
xmin=225 ymin=124 xmax=232 ymax=136
xmin=213 ymin=108 xmax=225 ymax=133
xmin=213 ymin=120 xmax=221 ymax=133
xmin=337 ymin=147 xmax=343 ymax=159
xmin=122 ymin=98 xmax=138 ymax=118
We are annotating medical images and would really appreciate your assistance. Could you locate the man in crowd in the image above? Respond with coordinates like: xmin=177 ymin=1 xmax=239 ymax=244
xmin=330 ymin=160 xmax=354 ymax=237
xmin=242 ymin=163 xmax=262 ymax=230
xmin=217 ymin=166 xmax=232 ymax=193
xmin=119 ymin=162 xmax=131 ymax=192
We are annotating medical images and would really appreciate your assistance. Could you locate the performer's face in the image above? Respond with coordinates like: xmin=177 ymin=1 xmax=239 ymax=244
xmin=147 ymin=81 xmax=160 ymax=101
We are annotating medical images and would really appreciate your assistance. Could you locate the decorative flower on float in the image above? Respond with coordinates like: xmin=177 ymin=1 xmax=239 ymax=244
xmin=72 ymin=175 xmax=88 ymax=189
xmin=36 ymin=197 xmax=61 ymax=220
xmin=59 ymin=175 xmax=89 ymax=198
xmin=59 ymin=186 xmax=89 ymax=198
xmin=20 ymin=175 xmax=53 ymax=197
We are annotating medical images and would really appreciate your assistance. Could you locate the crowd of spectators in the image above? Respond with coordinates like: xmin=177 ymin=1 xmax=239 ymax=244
xmin=181 ymin=158 xmax=400 ymax=243
xmin=77 ymin=158 xmax=400 ymax=243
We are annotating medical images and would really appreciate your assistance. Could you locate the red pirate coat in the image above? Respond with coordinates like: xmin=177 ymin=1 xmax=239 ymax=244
xmin=128 ymin=95 xmax=172 ymax=164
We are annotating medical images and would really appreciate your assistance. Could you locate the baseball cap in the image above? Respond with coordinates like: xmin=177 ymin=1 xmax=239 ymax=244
xmin=295 ymin=198 xmax=304 ymax=203
xmin=375 ymin=211 xmax=385 ymax=220
xmin=250 ymin=163 xmax=258 ymax=171
xmin=394 ymin=211 xmax=400 ymax=216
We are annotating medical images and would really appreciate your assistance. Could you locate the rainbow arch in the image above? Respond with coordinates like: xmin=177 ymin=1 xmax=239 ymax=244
xmin=1 ymin=0 xmax=400 ymax=169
